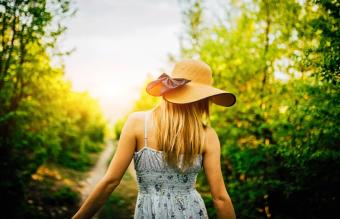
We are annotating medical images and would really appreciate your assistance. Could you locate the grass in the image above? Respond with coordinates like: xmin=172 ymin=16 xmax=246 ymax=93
xmin=98 ymin=167 xmax=138 ymax=219
xmin=23 ymin=150 xmax=103 ymax=219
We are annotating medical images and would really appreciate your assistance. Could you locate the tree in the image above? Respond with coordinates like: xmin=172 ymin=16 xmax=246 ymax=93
xmin=176 ymin=0 xmax=340 ymax=218
xmin=0 ymin=1 xmax=108 ymax=217
xmin=306 ymin=0 xmax=340 ymax=85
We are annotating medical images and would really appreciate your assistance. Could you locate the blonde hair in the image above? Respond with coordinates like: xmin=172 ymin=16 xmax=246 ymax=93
xmin=151 ymin=97 xmax=211 ymax=173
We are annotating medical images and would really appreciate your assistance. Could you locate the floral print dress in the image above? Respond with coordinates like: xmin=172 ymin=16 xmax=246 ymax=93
xmin=133 ymin=111 xmax=209 ymax=219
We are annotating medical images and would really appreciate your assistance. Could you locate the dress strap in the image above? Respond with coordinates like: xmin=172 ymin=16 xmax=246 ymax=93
xmin=144 ymin=111 xmax=149 ymax=147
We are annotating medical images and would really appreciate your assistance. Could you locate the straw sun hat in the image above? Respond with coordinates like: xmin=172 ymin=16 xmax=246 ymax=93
xmin=146 ymin=59 xmax=236 ymax=107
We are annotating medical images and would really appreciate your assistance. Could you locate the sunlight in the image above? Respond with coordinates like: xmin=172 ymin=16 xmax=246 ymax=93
xmin=62 ymin=0 xmax=181 ymax=124
xmin=1 ymin=0 xmax=338 ymax=218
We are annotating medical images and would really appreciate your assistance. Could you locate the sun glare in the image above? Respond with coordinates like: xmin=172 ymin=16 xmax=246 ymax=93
xmin=62 ymin=0 xmax=181 ymax=124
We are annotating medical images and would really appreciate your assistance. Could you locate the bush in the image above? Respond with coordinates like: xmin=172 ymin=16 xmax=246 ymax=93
xmin=43 ymin=186 xmax=80 ymax=206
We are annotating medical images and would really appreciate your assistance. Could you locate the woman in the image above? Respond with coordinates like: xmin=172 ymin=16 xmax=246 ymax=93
xmin=72 ymin=60 xmax=237 ymax=219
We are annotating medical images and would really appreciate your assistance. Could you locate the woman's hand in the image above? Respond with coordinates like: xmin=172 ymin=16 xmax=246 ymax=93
xmin=71 ymin=177 xmax=120 ymax=219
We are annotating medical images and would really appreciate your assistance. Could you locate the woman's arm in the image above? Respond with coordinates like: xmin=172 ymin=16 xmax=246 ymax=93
xmin=71 ymin=177 xmax=119 ymax=219
xmin=72 ymin=113 xmax=138 ymax=219
xmin=203 ymin=127 xmax=236 ymax=219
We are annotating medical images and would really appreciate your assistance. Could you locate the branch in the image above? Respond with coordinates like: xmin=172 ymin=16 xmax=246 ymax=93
xmin=0 ymin=13 xmax=17 ymax=92
xmin=0 ymin=6 xmax=8 ymax=75
xmin=261 ymin=0 xmax=271 ymax=92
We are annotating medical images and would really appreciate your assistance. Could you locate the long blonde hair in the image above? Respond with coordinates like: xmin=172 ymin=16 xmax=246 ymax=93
xmin=151 ymin=97 xmax=211 ymax=173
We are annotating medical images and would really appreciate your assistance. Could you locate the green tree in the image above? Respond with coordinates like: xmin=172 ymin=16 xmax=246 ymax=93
xmin=0 ymin=1 xmax=108 ymax=217
xmin=305 ymin=0 xmax=340 ymax=85
xmin=0 ymin=1 xmax=74 ymax=216
xmin=176 ymin=0 xmax=339 ymax=218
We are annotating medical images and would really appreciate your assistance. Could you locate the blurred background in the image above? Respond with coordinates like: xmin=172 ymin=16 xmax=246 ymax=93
xmin=0 ymin=0 xmax=339 ymax=218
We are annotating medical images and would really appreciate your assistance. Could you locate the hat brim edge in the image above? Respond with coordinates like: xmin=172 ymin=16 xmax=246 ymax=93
xmin=162 ymin=82 xmax=236 ymax=107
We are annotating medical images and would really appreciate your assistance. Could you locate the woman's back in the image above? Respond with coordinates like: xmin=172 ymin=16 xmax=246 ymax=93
xmin=71 ymin=60 xmax=236 ymax=219
xmin=133 ymin=110 xmax=209 ymax=219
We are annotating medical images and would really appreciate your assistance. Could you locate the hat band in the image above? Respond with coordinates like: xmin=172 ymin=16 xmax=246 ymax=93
xmin=146 ymin=73 xmax=191 ymax=96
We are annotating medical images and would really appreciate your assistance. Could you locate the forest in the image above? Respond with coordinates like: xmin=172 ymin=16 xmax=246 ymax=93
xmin=1 ymin=0 xmax=339 ymax=218
xmin=0 ymin=0 xmax=108 ymax=218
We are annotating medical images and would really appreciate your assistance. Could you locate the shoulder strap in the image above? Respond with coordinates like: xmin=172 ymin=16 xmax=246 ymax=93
xmin=144 ymin=111 xmax=149 ymax=146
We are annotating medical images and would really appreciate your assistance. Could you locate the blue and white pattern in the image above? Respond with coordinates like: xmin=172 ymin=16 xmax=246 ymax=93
xmin=133 ymin=111 xmax=209 ymax=219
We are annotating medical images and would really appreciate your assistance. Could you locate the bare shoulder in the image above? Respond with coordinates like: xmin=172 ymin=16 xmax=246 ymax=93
xmin=205 ymin=126 xmax=219 ymax=139
xmin=124 ymin=110 xmax=148 ymax=131
xmin=127 ymin=111 xmax=144 ymax=121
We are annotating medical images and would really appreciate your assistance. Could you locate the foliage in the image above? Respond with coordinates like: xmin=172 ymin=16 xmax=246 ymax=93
xmin=0 ymin=0 xmax=108 ymax=217
xmin=45 ymin=185 xmax=80 ymax=206
xmin=25 ymin=178 xmax=81 ymax=219
xmin=306 ymin=0 xmax=340 ymax=85
xmin=172 ymin=0 xmax=340 ymax=218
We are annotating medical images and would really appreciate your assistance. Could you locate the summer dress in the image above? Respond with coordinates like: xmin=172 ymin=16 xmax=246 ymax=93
xmin=133 ymin=111 xmax=209 ymax=219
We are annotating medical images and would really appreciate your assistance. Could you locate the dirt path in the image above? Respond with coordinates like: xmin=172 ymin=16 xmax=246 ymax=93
xmin=79 ymin=139 xmax=138 ymax=219
xmin=98 ymin=143 xmax=138 ymax=219
xmin=98 ymin=163 xmax=138 ymax=219
xmin=80 ymin=140 xmax=115 ymax=200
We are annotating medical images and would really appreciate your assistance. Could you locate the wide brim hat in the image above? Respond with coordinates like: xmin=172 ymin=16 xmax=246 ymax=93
xmin=146 ymin=59 xmax=236 ymax=107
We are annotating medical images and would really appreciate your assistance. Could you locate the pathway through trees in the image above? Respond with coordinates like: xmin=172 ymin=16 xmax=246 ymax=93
xmin=79 ymin=140 xmax=138 ymax=219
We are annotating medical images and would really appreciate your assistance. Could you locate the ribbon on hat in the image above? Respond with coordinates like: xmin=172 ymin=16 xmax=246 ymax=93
xmin=146 ymin=73 xmax=191 ymax=96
